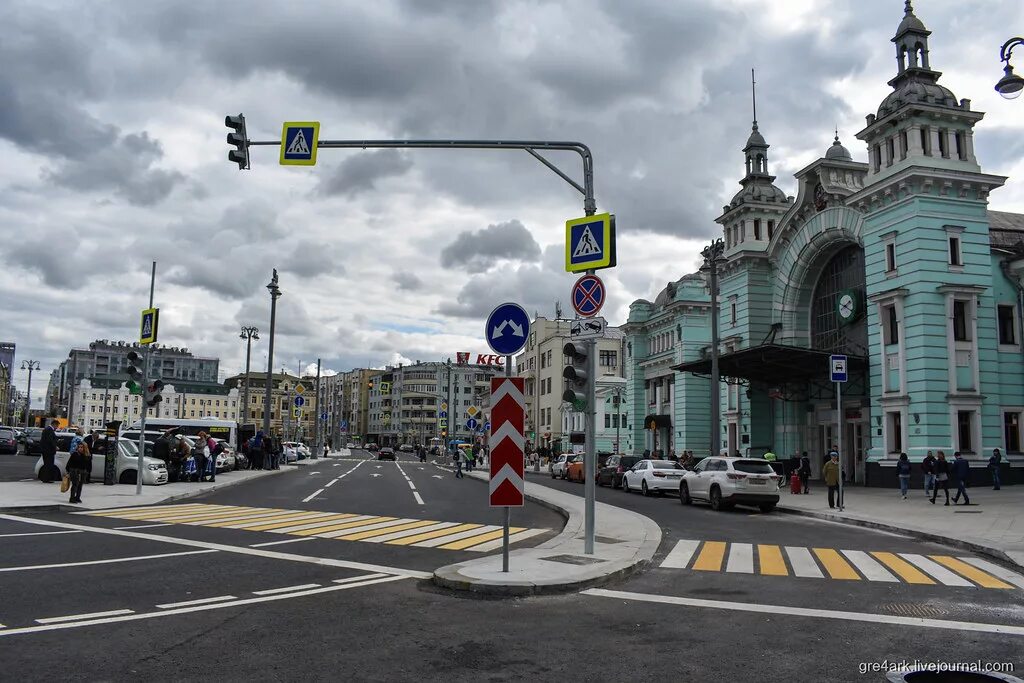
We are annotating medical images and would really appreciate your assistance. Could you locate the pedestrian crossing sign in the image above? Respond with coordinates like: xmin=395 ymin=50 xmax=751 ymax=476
xmin=140 ymin=308 xmax=159 ymax=345
xmin=565 ymin=213 xmax=615 ymax=272
xmin=280 ymin=121 xmax=320 ymax=166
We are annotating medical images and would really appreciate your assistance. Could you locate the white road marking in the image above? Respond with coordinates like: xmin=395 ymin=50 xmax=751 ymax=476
xmin=413 ymin=492 xmax=424 ymax=505
xmin=660 ymin=540 xmax=701 ymax=569
xmin=0 ymin=513 xmax=434 ymax=580
xmin=249 ymin=537 xmax=317 ymax=548
xmin=156 ymin=595 xmax=237 ymax=609
xmin=841 ymin=550 xmax=899 ymax=582
xmin=309 ymin=472 xmax=320 ymax=475
xmin=432 ymin=475 xmax=443 ymax=479
xmin=324 ymin=479 xmax=339 ymax=488
xmin=252 ymin=583 xmax=321 ymax=596
xmin=468 ymin=528 xmax=549 ymax=552
xmin=37 ymin=609 xmax=135 ymax=624
xmin=301 ymin=488 xmax=325 ymax=503
xmin=370 ymin=474 xmax=382 ymax=478
xmin=0 ymin=575 xmax=409 ymax=638
xmin=363 ymin=522 xmax=459 ymax=543
xmin=407 ymin=481 xmax=416 ymax=490
xmin=899 ymin=553 xmax=974 ymax=587
xmin=333 ymin=573 xmax=388 ymax=584
xmin=784 ymin=546 xmax=824 ymax=578
xmin=960 ymin=557 xmax=1024 ymax=589
xmin=318 ymin=518 xmax=418 ymax=538
xmin=332 ymin=463 xmax=342 ymax=467
xmin=726 ymin=543 xmax=754 ymax=574
xmin=0 ymin=530 xmax=83 ymax=538
xmin=414 ymin=525 xmax=502 ymax=548
xmin=583 ymin=588 xmax=1024 ymax=636
xmin=0 ymin=549 xmax=217 ymax=573
xmin=111 ymin=523 xmax=174 ymax=530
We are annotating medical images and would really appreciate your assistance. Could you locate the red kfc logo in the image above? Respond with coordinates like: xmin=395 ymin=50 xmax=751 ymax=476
xmin=456 ymin=352 xmax=470 ymax=364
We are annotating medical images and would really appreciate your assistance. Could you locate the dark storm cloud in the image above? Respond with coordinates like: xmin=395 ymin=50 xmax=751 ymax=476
xmin=317 ymin=150 xmax=413 ymax=198
xmin=281 ymin=241 xmax=345 ymax=279
xmin=394 ymin=271 xmax=423 ymax=291
xmin=439 ymin=220 xmax=541 ymax=273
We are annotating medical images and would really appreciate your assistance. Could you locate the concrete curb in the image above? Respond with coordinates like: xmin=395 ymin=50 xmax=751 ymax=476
xmin=775 ymin=505 xmax=1023 ymax=571
xmin=432 ymin=469 xmax=662 ymax=597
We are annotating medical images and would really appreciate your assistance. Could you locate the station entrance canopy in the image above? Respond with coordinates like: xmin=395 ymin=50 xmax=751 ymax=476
xmin=672 ymin=344 xmax=867 ymax=387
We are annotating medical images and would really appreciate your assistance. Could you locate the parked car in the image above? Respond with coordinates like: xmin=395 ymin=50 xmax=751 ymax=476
xmin=399 ymin=444 xmax=414 ymax=452
xmin=597 ymin=455 xmax=641 ymax=489
xmin=365 ymin=443 xmax=379 ymax=452
xmin=345 ymin=442 xmax=355 ymax=449
xmin=0 ymin=427 xmax=17 ymax=455
xmin=214 ymin=439 xmax=237 ymax=470
xmin=679 ymin=457 xmax=780 ymax=512
xmin=378 ymin=446 xmax=396 ymax=461
xmin=566 ymin=455 xmax=591 ymax=482
xmin=21 ymin=427 xmax=44 ymax=455
xmin=622 ymin=459 xmax=685 ymax=496
xmin=281 ymin=443 xmax=300 ymax=463
xmin=549 ymin=454 xmax=577 ymax=480
xmin=35 ymin=438 xmax=168 ymax=485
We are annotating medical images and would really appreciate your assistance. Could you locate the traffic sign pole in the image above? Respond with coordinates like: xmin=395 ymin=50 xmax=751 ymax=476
xmin=836 ymin=379 xmax=843 ymax=511
xmin=503 ymin=354 xmax=511 ymax=574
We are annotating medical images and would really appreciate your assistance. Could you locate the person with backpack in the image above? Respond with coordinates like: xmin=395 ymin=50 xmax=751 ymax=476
xmin=896 ymin=452 xmax=911 ymax=500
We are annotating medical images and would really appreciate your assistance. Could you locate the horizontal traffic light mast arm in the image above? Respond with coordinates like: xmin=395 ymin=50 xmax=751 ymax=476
xmin=247 ymin=138 xmax=596 ymax=214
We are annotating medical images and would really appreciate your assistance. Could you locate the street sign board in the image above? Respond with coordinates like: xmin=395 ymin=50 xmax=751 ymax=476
xmin=280 ymin=121 xmax=320 ymax=166
xmin=483 ymin=421 xmax=490 ymax=431
xmin=439 ymin=410 xmax=447 ymax=418
xmin=571 ymin=274 xmax=605 ymax=318
xmin=466 ymin=406 xmax=479 ymax=418
xmin=490 ymin=377 xmax=525 ymax=507
xmin=565 ymin=213 xmax=616 ymax=272
xmin=570 ymin=316 xmax=606 ymax=340
xmin=140 ymin=308 xmax=159 ymax=345
xmin=830 ymin=355 xmax=848 ymax=383
xmin=439 ymin=418 xmax=448 ymax=428
xmin=321 ymin=412 xmax=328 ymax=421
xmin=294 ymin=396 xmax=305 ymax=407
xmin=294 ymin=384 xmax=305 ymax=395
xmin=466 ymin=418 xmax=478 ymax=431
xmin=293 ymin=407 xmax=302 ymax=418
xmin=485 ymin=302 xmax=530 ymax=356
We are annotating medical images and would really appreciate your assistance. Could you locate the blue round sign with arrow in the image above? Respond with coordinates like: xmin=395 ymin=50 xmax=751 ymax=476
xmin=294 ymin=396 xmax=305 ymax=407
xmin=485 ymin=302 xmax=530 ymax=356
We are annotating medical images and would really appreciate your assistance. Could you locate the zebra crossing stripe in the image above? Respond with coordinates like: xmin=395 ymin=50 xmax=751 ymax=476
xmin=334 ymin=520 xmax=439 ymax=541
xmin=784 ymin=546 xmax=824 ymax=578
xmin=212 ymin=511 xmax=329 ymax=529
xmin=386 ymin=523 xmax=483 ymax=546
xmin=660 ymin=539 xmax=701 ymax=569
xmin=870 ymin=552 xmax=935 ymax=585
xmin=959 ymin=557 xmax=1024 ymax=589
xmin=415 ymin=525 xmax=502 ymax=548
xmin=469 ymin=527 xmax=549 ymax=552
xmin=693 ymin=542 xmax=727 ymax=572
xmin=318 ymin=518 xmax=410 ymax=538
xmin=930 ymin=556 xmax=1013 ymax=590
xmin=242 ymin=513 xmax=355 ymax=532
xmin=899 ymin=554 xmax=974 ymax=587
xmin=292 ymin=516 xmax=393 ymax=536
xmin=757 ymin=545 xmax=788 ymax=576
xmin=438 ymin=528 xmax=512 ymax=550
xmin=364 ymin=522 xmax=461 ymax=544
xmin=840 ymin=550 xmax=899 ymax=583
xmin=725 ymin=543 xmax=754 ymax=574
xmin=812 ymin=548 xmax=859 ymax=580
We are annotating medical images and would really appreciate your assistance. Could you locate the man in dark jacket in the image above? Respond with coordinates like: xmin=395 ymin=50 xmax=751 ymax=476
xmin=951 ymin=451 xmax=971 ymax=505
xmin=39 ymin=419 xmax=60 ymax=483
xmin=989 ymin=448 xmax=1002 ymax=490
xmin=921 ymin=450 xmax=937 ymax=497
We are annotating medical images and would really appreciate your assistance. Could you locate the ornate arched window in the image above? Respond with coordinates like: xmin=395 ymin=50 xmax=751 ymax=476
xmin=810 ymin=244 xmax=867 ymax=355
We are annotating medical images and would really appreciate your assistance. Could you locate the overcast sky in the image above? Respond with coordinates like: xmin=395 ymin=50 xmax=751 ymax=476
xmin=3 ymin=0 xmax=1024 ymax=408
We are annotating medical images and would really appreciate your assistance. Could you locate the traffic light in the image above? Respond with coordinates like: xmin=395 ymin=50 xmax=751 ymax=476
xmin=146 ymin=379 xmax=165 ymax=407
xmin=368 ymin=380 xmax=374 ymax=390
xmin=225 ymin=114 xmax=250 ymax=170
xmin=125 ymin=351 xmax=144 ymax=396
xmin=562 ymin=341 xmax=590 ymax=409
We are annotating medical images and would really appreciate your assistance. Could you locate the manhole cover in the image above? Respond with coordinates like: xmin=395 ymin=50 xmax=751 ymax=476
xmin=882 ymin=603 xmax=947 ymax=618
xmin=541 ymin=554 xmax=605 ymax=566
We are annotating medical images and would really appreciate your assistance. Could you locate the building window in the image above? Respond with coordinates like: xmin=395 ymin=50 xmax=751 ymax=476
xmin=1004 ymin=412 xmax=1021 ymax=453
xmin=920 ymin=127 xmax=930 ymax=155
xmin=953 ymin=300 xmax=970 ymax=342
xmin=885 ymin=242 xmax=896 ymax=273
xmin=899 ymin=130 xmax=908 ymax=159
xmin=604 ymin=414 xmax=611 ymax=429
xmin=948 ymin=236 xmax=961 ymax=266
xmin=886 ymin=137 xmax=895 ymax=166
xmin=753 ymin=219 xmax=761 ymax=240
xmin=730 ymin=303 xmax=737 ymax=326
xmin=872 ymin=144 xmax=881 ymax=172
xmin=998 ymin=304 xmax=1017 ymax=346
xmin=612 ymin=414 xmax=620 ymax=428
xmin=957 ymin=410 xmax=975 ymax=453
xmin=540 ymin=353 xmax=546 ymax=369
xmin=938 ymin=129 xmax=948 ymax=158
xmin=599 ymin=350 xmax=617 ymax=368
xmin=887 ymin=411 xmax=903 ymax=454
xmin=954 ymin=131 xmax=965 ymax=160
xmin=767 ymin=221 xmax=774 ymax=240
xmin=884 ymin=305 xmax=899 ymax=345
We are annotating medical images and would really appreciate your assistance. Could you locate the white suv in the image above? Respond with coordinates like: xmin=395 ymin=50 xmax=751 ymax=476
xmin=550 ymin=454 xmax=574 ymax=479
xmin=621 ymin=459 xmax=684 ymax=496
xmin=680 ymin=457 xmax=780 ymax=512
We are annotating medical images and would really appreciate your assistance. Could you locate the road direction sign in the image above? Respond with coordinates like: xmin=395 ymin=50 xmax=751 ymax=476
xmin=486 ymin=302 xmax=530 ymax=356
xmin=294 ymin=396 xmax=305 ymax=407
xmin=571 ymin=274 xmax=605 ymax=318
xmin=830 ymin=355 xmax=848 ymax=383
xmin=490 ymin=377 xmax=525 ymax=507
xmin=466 ymin=406 xmax=479 ymax=418
xmin=294 ymin=384 xmax=305 ymax=395
xmin=280 ymin=121 xmax=320 ymax=166
xmin=570 ymin=316 xmax=606 ymax=340
xmin=439 ymin=410 xmax=447 ymax=419
xmin=321 ymin=412 xmax=328 ymax=421
xmin=293 ymin=407 xmax=302 ymax=418
xmin=565 ymin=213 xmax=616 ymax=272
xmin=140 ymin=308 xmax=159 ymax=345
xmin=466 ymin=418 xmax=478 ymax=430
xmin=483 ymin=421 xmax=490 ymax=431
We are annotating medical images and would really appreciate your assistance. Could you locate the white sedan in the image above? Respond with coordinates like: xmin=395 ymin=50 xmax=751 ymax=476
xmin=621 ymin=459 xmax=685 ymax=496
xmin=35 ymin=440 xmax=168 ymax=486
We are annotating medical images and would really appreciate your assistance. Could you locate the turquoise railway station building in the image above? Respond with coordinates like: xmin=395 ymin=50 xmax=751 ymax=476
xmin=623 ymin=2 xmax=1023 ymax=486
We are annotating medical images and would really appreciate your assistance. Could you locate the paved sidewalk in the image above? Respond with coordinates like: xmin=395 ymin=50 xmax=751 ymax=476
xmin=0 ymin=468 xmax=283 ymax=512
xmin=777 ymin=484 xmax=1024 ymax=570
xmin=433 ymin=469 xmax=661 ymax=596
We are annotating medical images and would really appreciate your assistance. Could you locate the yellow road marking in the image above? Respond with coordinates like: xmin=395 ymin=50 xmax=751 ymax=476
xmin=436 ymin=528 xmax=521 ymax=550
xmin=204 ymin=511 xmax=319 ymax=528
xmin=334 ymin=520 xmax=439 ymax=541
xmin=130 ymin=507 xmax=274 ymax=523
xmin=812 ymin=548 xmax=860 ymax=580
xmin=692 ymin=542 xmax=727 ymax=571
xmin=242 ymin=513 xmax=357 ymax=532
xmin=757 ymin=545 xmax=788 ymax=576
xmin=387 ymin=523 xmax=483 ymax=546
xmin=871 ymin=552 xmax=935 ymax=585
xmin=929 ymin=556 xmax=1013 ymax=589
xmin=85 ymin=504 xmax=215 ymax=517
xmin=290 ymin=517 xmax=397 ymax=536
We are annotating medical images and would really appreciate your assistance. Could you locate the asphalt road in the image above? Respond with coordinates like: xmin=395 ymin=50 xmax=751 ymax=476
xmin=0 ymin=451 xmax=35 ymax=482
xmin=0 ymin=451 xmax=1021 ymax=682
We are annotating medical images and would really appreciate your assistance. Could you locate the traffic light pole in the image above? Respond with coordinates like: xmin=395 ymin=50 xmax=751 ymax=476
xmin=584 ymin=335 xmax=597 ymax=555
xmin=137 ymin=261 xmax=156 ymax=496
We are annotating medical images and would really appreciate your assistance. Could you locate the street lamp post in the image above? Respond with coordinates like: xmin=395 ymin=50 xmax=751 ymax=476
xmin=612 ymin=387 xmax=623 ymax=455
xmin=263 ymin=271 xmax=281 ymax=444
xmin=21 ymin=360 xmax=40 ymax=430
xmin=701 ymin=239 xmax=725 ymax=459
xmin=995 ymin=37 xmax=1024 ymax=99
xmin=239 ymin=326 xmax=260 ymax=428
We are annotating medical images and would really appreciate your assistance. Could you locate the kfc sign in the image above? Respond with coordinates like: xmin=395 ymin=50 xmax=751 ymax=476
xmin=456 ymin=352 xmax=506 ymax=367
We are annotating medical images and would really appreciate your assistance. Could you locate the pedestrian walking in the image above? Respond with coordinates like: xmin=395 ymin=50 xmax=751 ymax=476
xmin=823 ymin=451 xmax=841 ymax=509
xmin=194 ymin=431 xmax=210 ymax=482
xmin=249 ymin=431 xmax=265 ymax=470
xmin=203 ymin=432 xmax=220 ymax=483
xmin=930 ymin=451 xmax=950 ymax=505
xmin=39 ymin=419 xmax=60 ymax=483
xmin=951 ymin=451 xmax=971 ymax=505
xmin=454 ymin=447 xmax=464 ymax=478
xmin=66 ymin=441 xmax=90 ymax=504
xmin=896 ymin=452 xmax=911 ymax=499
xmin=922 ymin=450 xmax=936 ymax=497
xmin=989 ymin=448 xmax=1002 ymax=490
xmin=798 ymin=451 xmax=811 ymax=494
